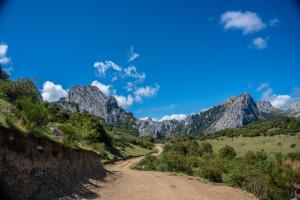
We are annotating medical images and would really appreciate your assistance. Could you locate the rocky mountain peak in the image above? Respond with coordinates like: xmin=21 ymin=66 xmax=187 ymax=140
xmin=205 ymin=92 xmax=259 ymax=133
xmin=59 ymin=85 xmax=127 ymax=124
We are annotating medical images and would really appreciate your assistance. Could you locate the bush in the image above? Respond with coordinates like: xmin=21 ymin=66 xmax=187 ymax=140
xmin=15 ymin=98 xmax=49 ymax=130
xmin=199 ymin=142 xmax=213 ymax=156
xmin=0 ymin=79 xmax=41 ymax=103
xmin=219 ymin=145 xmax=236 ymax=159
xmin=197 ymin=159 xmax=224 ymax=182
xmin=135 ymin=154 xmax=159 ymax=170
xmin=67 ymin=112 xmax=112 ymax=146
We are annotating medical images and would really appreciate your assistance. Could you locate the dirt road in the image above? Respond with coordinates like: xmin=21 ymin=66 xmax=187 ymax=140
xmin=98 ymin=145 xmax=257 ymax=200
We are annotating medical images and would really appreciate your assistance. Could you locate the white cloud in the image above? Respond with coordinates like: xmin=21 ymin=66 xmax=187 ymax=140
xmin=257 ymin=82 xmax=270 ymax=91
xmin=260 ymin=85 xmax=292 ymax=109
xmin=160 ymin=114 xmax=187 ymax=121
xmin=114 ymin=94 xmax=134 ymax=108
xmin=94 ymin=60 xmax=122 ymax=77
xmin=252 ymin=37 xmax=268 ymax=49
xmin=126 ymin=82 xmax=135 ymax=92
xmin=0 ymin=43 xmax=8 ymax=55
xmin=0 ymin=43 xmax=10 ymax=64
xmin=134 ymin=84 xmax=160 ymax=103
xmin=139 ymin=117 xmax=159 ymax=121
xmin=269 ymin=18 xmax=279 ymax=27
xmin=128 ymin=46 xmax=139 ymax=62
xmin=124 ymin=65 xmax=146 ymax=81
xmin=220 ymin=11 xmax=266 ymax=34
xmin=41 ymin=81 xmax=68 ymax=102
xmin=91 ymin=80 xmax=111 ymax=96
xmin=269 ymin=95 xmax=291 ymax=108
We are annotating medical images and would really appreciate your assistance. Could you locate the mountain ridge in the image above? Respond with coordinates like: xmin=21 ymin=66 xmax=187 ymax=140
xmin=57 ymin=85 xmax=296 ymax=138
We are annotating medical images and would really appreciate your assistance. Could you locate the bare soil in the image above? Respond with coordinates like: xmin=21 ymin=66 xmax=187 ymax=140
xmin=97 ymin=145 xmax=258 ymax=200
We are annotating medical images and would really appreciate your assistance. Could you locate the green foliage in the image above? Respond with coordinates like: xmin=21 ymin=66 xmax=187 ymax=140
xmin=67 ymin=112 xmax=112 ymax=146
xmin=196 ymin=158 xmax=224 ymax=182
xmin=219 ymin=145 xmax=236 ymax=159
xmin=0 ymin=65 xmax=9 ymax=81
xmin=137 ymin=138 xmax=300 ymax=200
xmin=287 ymin=152 xmax=300 ymax=161
xmin=199 ymin=142 xmax=213 ymax=156
xmin=58 ymin=124 xmax=80 ymax=143
xmin=45 ymin=102 xmax=71 ymax=123
xmin=15 ymin=98 xmax=49 ymax=131
xmin=0 ymin=78 xmax=41 ymax=103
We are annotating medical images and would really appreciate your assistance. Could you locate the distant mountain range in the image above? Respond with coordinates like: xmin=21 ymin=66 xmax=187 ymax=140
xmin=57 ymin=85 xmax=299 ymax=138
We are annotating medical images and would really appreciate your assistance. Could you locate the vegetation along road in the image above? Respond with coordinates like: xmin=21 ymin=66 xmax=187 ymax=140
xmin=97 ymin=144 xmax=257 ymax=200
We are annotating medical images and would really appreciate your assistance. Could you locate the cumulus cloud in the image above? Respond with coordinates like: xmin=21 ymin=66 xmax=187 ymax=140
xmin=134 ymin=84 xmax=160 ymax=103
xmin=91 ymin=80 xmax=111 ymax=96
xmin=124 ymin=65 xmax=146 ymax=82
xmin=220 ymin=11 xmax=266 ymax=34
xmin=128 ymin=46 xmax=139 ymax=62
xmin=114 ymin=94 xmax=134 ymax=108
xmin=259 ymin=83 xmax=294 ymax=109
xmin=252 ymin=37 xmax=268 ymax=49
xmin=41 ymin=81 xmax=68 ymax=102
xmin=160 ymin=114 xmax=187 ymax=121
xmin=94 ymin=61 xmax=122 ymax=77
xmin=0 ymin=43 xmax=10 ymax=64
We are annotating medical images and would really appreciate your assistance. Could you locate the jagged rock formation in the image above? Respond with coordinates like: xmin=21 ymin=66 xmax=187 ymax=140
xmin=206 ymin=93 xmax=259 ymax=133
xmin=59 ymin=85 xmax=128 ymax=124
xmin=57 ymin=86 xmax=289 ymax=137
xmin=134 ymin=118 xmax=184 ymax=138
xmin=290 ymin=100 xmax=300 ymax=117
xmin=134 ymin=118 xmax=163 ymax=138
xmin=0 ymin=126 xmax=106 ymax=200
xmin=256 ymin=101 xmax=282 ymax=113
xmin=186 ymin=93 xmax=259 ymax=134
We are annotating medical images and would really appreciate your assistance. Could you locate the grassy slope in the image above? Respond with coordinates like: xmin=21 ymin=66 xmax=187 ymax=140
xmin=0 ymin=98 xmax=153 ymax=163
xmin=202 ymin=134 xmax=300 ymax=155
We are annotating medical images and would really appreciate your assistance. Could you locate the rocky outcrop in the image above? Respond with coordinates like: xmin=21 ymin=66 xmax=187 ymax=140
xmin=204 ymin=93 xmax=259 ymax=133
xmin=256 ymin=101 xmax=282 ymax=113
xmin=180 ymin=93 xmax=261 ymax=135
xmin=0 ymin=127 xmax=106 ymax=200
xmin=290 ymin=100 xmax=300 ymax=117
xmin=135 ymin=118 xmax=162 ymax=138
xmin=134 ymin=118 xmax=184 ymax=138
xmin=59 ymin=85 xmax=128 ymax=124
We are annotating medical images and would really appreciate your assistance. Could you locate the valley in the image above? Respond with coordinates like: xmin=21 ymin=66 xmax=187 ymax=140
xmin=0 ymin=66 xmax=299 ymax=200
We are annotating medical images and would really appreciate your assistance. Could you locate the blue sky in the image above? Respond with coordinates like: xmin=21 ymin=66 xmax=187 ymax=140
xmin=0 ymin=0 xmax=300 ymax=120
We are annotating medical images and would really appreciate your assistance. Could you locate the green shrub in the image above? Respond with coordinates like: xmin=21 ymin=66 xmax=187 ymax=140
xmin=197 ymin=158 xmax=224 ymax=182
xmin=15 ymin=98 xmax=49 ymax=131
xmin=219 ymin=145 xmax=236 ymax=159
xmin=135 ymin=154 xmax=159 ymax=170
xmin=0 ymin=65 xmax=9 ymax=81
xmin=199 ymin=142 xmax=213 ymax=156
